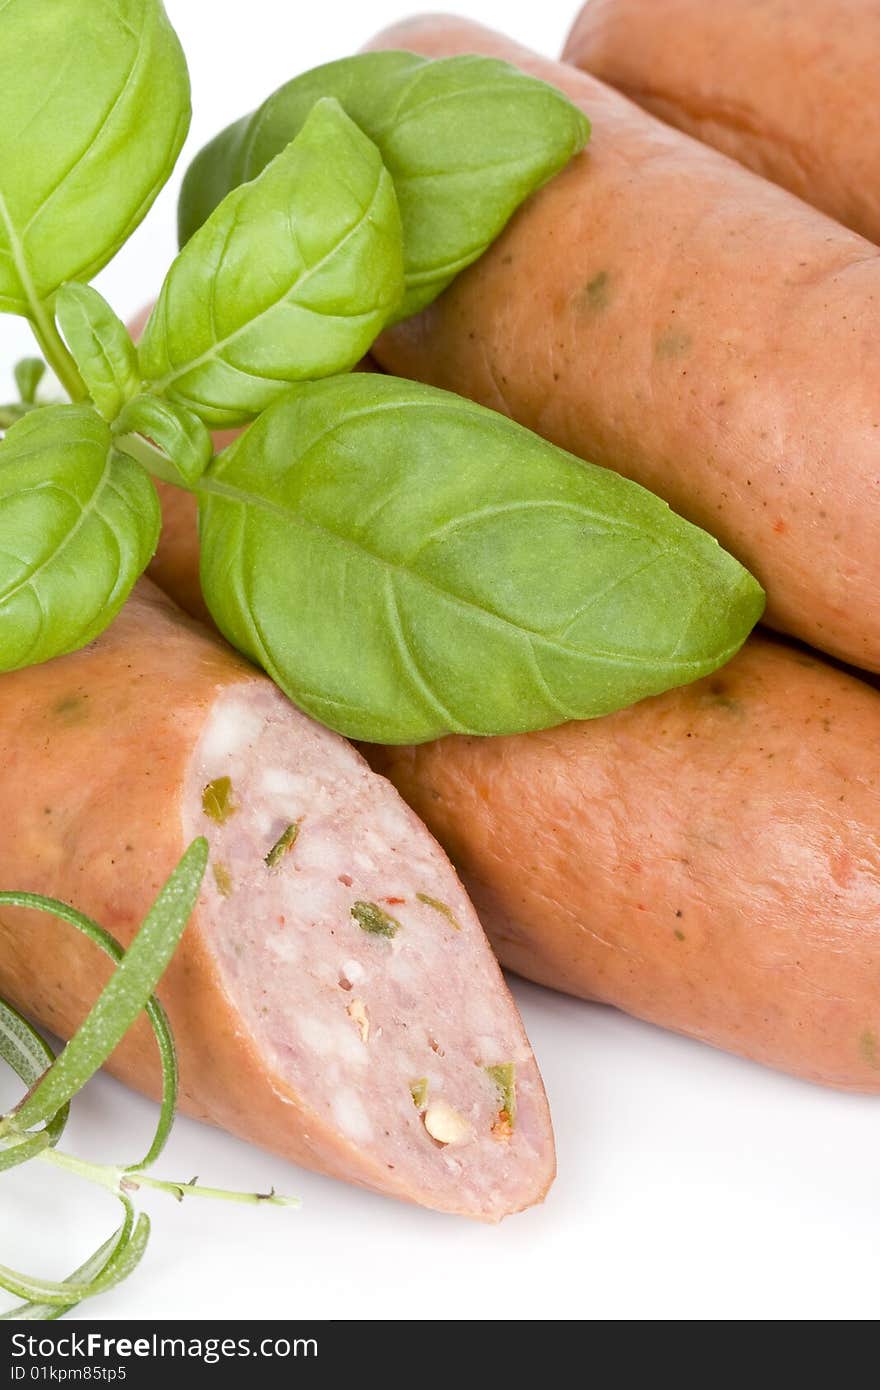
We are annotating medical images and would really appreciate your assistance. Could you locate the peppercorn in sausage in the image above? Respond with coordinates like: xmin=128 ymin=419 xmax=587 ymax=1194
xmin=0 ymin=581 xmax=554 ymax=1218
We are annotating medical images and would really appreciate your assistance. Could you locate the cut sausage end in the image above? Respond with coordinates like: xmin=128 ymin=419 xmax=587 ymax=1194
xmin=184 ymin=681 xmax=555 ymax=1219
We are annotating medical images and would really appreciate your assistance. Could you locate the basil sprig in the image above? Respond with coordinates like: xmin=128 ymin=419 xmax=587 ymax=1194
xmin=178 ymin=51 xmax=591 ymax=320
xmin=199 ymin=375 xmax=764 ymax=742
xmin=141 ymin=98 xmax=405 ymax=426
xmin=0 ymin=0 xmax=763 ymax=737
xmin=0 ymin=840 xmax=297 ymax=1320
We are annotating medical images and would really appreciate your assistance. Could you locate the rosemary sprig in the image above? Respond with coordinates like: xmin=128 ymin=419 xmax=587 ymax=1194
xmin=0 ymin=839 xmax=297 ymax=1319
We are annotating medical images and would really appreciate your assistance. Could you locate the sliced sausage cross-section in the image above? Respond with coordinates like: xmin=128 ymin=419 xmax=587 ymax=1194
xmin=0 ymin=582 xmax=554 ymax=1219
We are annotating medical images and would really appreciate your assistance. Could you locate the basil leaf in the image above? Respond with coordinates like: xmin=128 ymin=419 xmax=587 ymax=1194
xmin=140 ymin=98 xmax=403 ymax=426
xmin=0 ymin=404 xmax=34 ymax=431
xmin=0 ymin=0 xmax=190 ymax=318
xmin=115 ymin=395 xmax=212 ymax=487
xmin=0 ymin=406 xmax=159 ymax=671
xmin=197 ymin=374 xmax=764 ymax=743
xmin=56 ymin=284 xmax=140 ymax=421
xmin=178 ymin=50 xmax=590 ymax=320
xmin=13 ymin=358 xmax=45 ymax=405
xmin=14 ymin=839 xmax=207 ymax=1133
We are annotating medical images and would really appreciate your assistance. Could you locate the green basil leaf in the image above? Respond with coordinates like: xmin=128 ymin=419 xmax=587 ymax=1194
xmin=0 ymin=405 xmax=159 ymax=671
xmin=13 ymin=839 xmax=207 ymax=1133
xmin=115 ymin=394 xmax=212 ymax=487
xmin=140 ymin=98 xmax=403 ymax=426
xmin=0 ymin=404 xmax=34 ymax=431
xmin=56 ymin=284 xmax=140 ymax=421
xmin=0 ymin=888 xmax=179 ymax=1171
xmin=13 ymin=358 xmax=45 ymax=405
xmin=197 ymin=374 xmax=765 ymax=743
xmin=0 ymin=0 xmax=190 ymax=318
xmin=178 ymin=50 xmax=589 ymax=320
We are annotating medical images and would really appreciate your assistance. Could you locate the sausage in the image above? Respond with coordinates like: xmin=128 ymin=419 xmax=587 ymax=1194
xmin=366 ymin=635 xmax=880 ymax=1093
xmin=563 ymin=0 xmax=880 ymax=245
xmin=147 ymin=480 xmax=211 ymax=624
xmin=366 ymin=16 xmax=880 ymax=674
xmin=0 ymin=580 xmax=554 ymax=1218
xmin=135 ymin=489 xmax=880 ymax=1091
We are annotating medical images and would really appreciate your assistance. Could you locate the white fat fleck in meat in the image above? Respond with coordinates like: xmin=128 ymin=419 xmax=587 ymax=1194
xmin=198 ymin=700 xmax=266 ymax=765
xmin=267 ymin=933 xmax=301 ymax=965
xmin=374 ymin=798 xmax=423 ymax=844
xmin=291 ymin=827 xmax=356 ymax=879
xmin=283 ymin=875 xmax=340 ymax=928
xmin=297 ymin=1012 xmax=368 ymax=1069
xmin=332 ymin=1088 xmax=374 ymax=1144
xmin=465 ymin=993 xmax=522 ymax=1044
xmin=360 ymin=829 xmax=389 ymax=858
xmin=340 ymin=959 xmax=365 ymax=985
xmin=183 ymin=680 xmax=550 ymax=1215
xmin=261 ymin=767 xmax=313 ymax=801
xmin=387 ymin=948 xmax=420 ymax=987
xmin=474 ymin=1036 xmax=506 ymax=1064
xmin=253 ymin=808 xmax=281 ymax=840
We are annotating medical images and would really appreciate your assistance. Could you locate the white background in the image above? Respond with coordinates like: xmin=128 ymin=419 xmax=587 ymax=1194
xmin=2 ymin=0 xmax=879 ymax=1323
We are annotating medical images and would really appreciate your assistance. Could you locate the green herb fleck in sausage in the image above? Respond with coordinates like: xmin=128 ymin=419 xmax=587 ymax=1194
xmin=212 ymin=862 xmax=233 ymax=897
xmin=351 ymin=901 xmax=400 ymax=938
xmin=202 ymin=776 xmax=235 ymax=824
xmin=416 ymin=892 xmax=462 ymax=931
xmin=265 ymin=821 xmax=299 ymax=869
xmin=860 ymin=1028 xmax=879 ymax=1069
xmin=485 ymin=1062 xmax=517 ymax=1131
